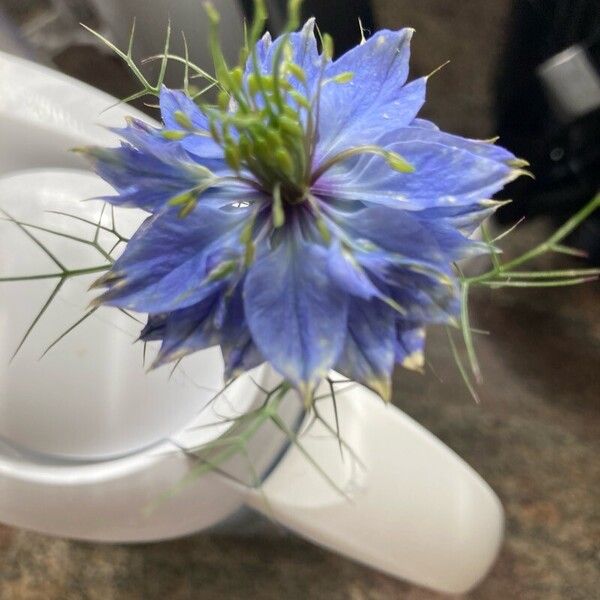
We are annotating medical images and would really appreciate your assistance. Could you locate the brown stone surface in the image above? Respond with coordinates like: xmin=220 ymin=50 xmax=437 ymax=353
xmin=1 ymin=1 xmax=599 ymax=599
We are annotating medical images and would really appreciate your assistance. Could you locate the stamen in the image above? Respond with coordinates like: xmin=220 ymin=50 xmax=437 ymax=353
xmin=161 ymin=130 xmax=188 ymax=140
xmin=173 ymin=110 xmax=193 ymax=129
xmin=193 ymin=0 xmax=358 ymax=216
xmin=312 ymin=145 xmax=415 ymax=182
xmin=329 ymin=72 xmax=354 ymax=84
xmin=205 ymin=259 xmax=239 ymax=282
xmin=240 ymin=0 xmax=268 ymax=66
xmin=272 ymin=183 xmax=285 ymax=228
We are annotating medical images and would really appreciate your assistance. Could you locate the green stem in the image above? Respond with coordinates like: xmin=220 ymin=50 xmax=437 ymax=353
xmin=0 ymin=265 xmax=111 ymax=284
xmin=460 ymin=282 xmax=481 ymax=383
xmin=465 ymin=192 xmax=600 ymax=285
xmin=495 ymin=269 xmax=600 ymax=279
xmin=481 ymin=277 xmax=597 ymax=289
xmin=446 ymin=327 xmax=480 ymax=404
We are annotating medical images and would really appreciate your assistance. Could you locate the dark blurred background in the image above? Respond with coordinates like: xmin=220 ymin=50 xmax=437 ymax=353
xmin=0 ymin=1 xmax=599 ymax=598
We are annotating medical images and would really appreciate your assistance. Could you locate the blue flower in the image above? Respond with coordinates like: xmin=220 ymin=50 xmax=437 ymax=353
xmin=82 ymin=20 xmax=522 ymax=401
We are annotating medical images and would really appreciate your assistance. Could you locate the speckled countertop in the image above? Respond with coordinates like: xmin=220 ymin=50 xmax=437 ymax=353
xmin=1 ymin=1 xmax=599 ymax=598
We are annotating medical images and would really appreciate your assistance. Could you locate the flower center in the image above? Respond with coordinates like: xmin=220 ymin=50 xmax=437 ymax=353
xmin=209 ymin=61 xmax=314 ymax=203
xmin=168 ymin=2 xmax=413 ymax=224
xmin=199 ymin=1 xmax=324 ymax=209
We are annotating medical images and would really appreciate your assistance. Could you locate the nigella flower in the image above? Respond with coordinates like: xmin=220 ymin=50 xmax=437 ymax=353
xmin=81 ymin=16 xmax=524 ymax=402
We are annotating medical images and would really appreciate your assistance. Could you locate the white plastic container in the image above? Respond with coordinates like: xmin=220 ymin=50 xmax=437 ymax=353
xmin=0 ymin=51 xmax=503 ymax=595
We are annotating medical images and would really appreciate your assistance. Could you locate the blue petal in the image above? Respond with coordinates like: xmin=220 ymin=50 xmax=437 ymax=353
xmin=181 ymin=134 xmax=225 ymax=161
xmin=246 ymin=19 xmax=323 ymax=94
xmin=357 ymin=255 xmax=460 ymax=324
xmin=402 ymin=120 xmax=517 ymax=163
xmin=334 ymin=299 xmax=396 ymax=401
xmin=244 ymin=237 xmax=348 ymax=395
xmin=416 ymin=202 xmax=501 ymax=236
xmin=394 ymin=322 xmax=425 ymax=371
xmin=327 ymin=239 xmax=382 ymax=300
xmin=314 ymin=138 xmax=515 ymax=211
xmin=251 ymin=30 xmax=272 ymax=66
xmin=160 ymin=86 xmax=209 ymax=130
xmin=244 ymin=31 xmax=272 ymax=77
xmin=387 ymin=270 xmax=460 ymax=324
xmin=150 ymin=284 xmax=263 ymax=377
xmin=222 ymin=335 xmax=264 ymax=380
xmin=151 ymin=295 xmax=216 ymax=366
xmin=111 ymin=116 xmax=227 ymax=172
xmin=93 ymin=196 xmax=256 ymax=312
xmin=325 ymin=202 xmax=484 ymax=266
xmin=324 ymin=225 xmax=461 ymax=325
xmin=217 ymin=287 xmax=265 ymax=379
xmin=159 ymin=87 xmax=224 ymax=159
xmin=110 ymin=117 xmax=167 ymax=152
xmin=139 ymin=313 xmax=168 ymax=341
xmin=324 ymin=203 xmax=470 ymax=323
xmin=80 ymin=142 xmax=219 ymax=212
xmin=410 ymin=118 xmax=439 ymax=130
xmin=316 ymin=29 xmax=425 ymax=161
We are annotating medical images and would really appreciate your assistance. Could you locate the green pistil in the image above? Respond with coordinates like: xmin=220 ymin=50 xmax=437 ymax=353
xmin=201 ymin=1 xmax=316 ymax=199
xmin=201 ymin=0 xmax=412 ymax=221
xmin=217 ymin=73 xmax=310 ymax=192
xmin=272 ymin=183 xmax=285 ymax=228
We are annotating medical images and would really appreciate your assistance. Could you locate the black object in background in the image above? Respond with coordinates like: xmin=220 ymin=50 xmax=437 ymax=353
xmin=496 ymin=0 xmax=600 ymax=263
xmin=298 ymin=0 xmax=374 ymax=55
xmin=239 ymin=0 xmax=374 ymax=55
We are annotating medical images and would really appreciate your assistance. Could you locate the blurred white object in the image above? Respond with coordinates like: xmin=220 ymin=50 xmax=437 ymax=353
xmin=0 ymin=169 xmax=229 ymax=458
xmin=93 ymin=0 xmax=244 ymax=88
xmin=538 ymin=44 xmax=600 ymax=123
xmin=254 ymin=385 xmax=504 ymax=594
xmin=1 ymin=0 xmax=242 ymax=75
xmin=0 ymin=51 xmax=503 ymax=594
xmin=0 ymin=7 xmax=36 ymax=59
xmin=2 ymin=0 xmax=107 ymax=59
